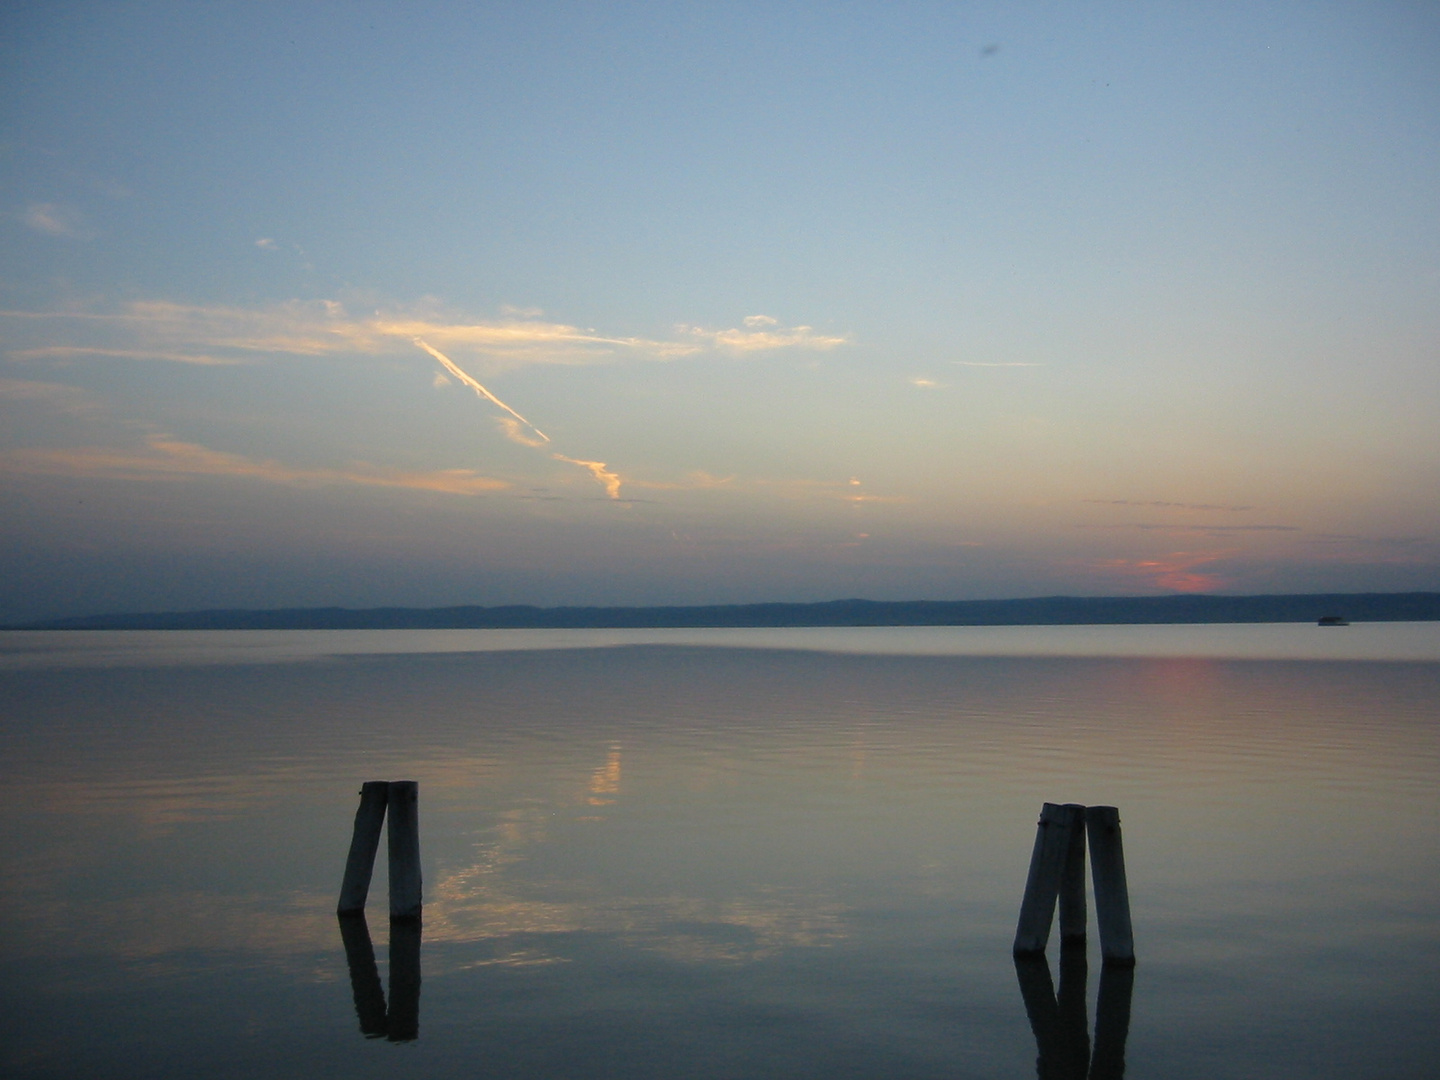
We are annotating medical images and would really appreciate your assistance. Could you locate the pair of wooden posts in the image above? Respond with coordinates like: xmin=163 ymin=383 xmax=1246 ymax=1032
xmin=338 ymin=780 xmax=422 ymax=921
xmin=1014 ymin=803 xmax=1134 ymax=966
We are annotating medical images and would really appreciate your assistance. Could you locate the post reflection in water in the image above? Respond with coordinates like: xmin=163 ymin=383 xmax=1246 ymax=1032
xmin=1090 ymin=965 xmax=1134 ymax=1080
xmin=336 ymin=914 xmax=387 ymax=1037
xmin=337 ymin=914 xmax=422 ymax=1042
xmin=386 ymin=919 xmax=422 ymax=1042
xmin=1015 ymin=954 xmax=1132 ymax=1080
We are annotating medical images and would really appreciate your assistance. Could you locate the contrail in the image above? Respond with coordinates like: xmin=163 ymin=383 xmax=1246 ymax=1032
xmin=416 ymin=336 xmax=625 ymax=498
xmin=553 ymin=454 xmax=623 ymax=500
xmin=413 ymin=337 xmax=549 ymax=443
xmin=494 ymin=416 xmax=550 ymax=448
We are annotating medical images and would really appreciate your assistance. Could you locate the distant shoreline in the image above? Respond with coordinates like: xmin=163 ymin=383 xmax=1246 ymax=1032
xmin=10 ymin=592 xmax=1439 ymax=631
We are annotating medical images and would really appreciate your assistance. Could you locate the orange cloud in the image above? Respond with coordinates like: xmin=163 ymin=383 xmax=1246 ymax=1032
xmin=552 ymin=453 xmax=623 ymax=499
xmin=1093 ymin=550 xmax=1235 ymax=592
xmin=7 ymin=346 xmax=240 ymax=366
xmin=4 ymin=299 xmax=845 ymax=370
xmin=0 ymin=377 xmax=99 ymax=413
xmin=682 ymin=319 xmax=849 ymax=352
xmin=0 ymin=434 xmax=510 ymax=496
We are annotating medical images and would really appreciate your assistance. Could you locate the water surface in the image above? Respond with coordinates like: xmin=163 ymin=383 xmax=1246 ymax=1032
xmin=1 ymin=626 xmax=1437 ymax=1078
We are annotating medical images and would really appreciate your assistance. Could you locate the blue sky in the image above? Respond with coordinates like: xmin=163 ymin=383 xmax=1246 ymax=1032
xmin=2 ymin=1 xmax=1438 ymax=621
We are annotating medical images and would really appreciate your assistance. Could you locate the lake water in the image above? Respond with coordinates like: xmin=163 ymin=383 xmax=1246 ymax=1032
xmin=1 ymin=624 xmax=1438 ymax=1078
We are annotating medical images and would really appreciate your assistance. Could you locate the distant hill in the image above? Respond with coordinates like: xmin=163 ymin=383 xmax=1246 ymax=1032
xmin=12 ymin=592 xmax=1440 ymax=630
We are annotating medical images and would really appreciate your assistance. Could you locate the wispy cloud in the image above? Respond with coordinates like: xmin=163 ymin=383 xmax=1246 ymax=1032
xmin=738 ymin=475 xmax=908 ymax=505
xmin=1094 ymin=522 xmax=1298 ymax=533
xmin=0 ymin=378 xmax=98 ymax=414
xmin=493 ymin=416 xmax=550 ymax=448
xmin=1296 ymin=534 xmax=1438 ymax=567
xmin=1087 ymin=499 xmax=1257 ymax=512
xmin=552 ymin=454 xmax=623 ymax=499
xmin=23 ymin=202 xmax=88 ymax=239
xmin=1309 ymin=533 xmax=1432 ymax=547
xmin=952 ymin=361 xmax=1042 ymax=367
xmin=382 ymin=315 xmax=701 ymax=363
xmin=0 ymin=434 xmax=510 ymax=496
xmin=631 ymin=471 xmax=738 ymax=493
xmin=1185 ymin=524 xmax=1296 ymax=532
xmin=1 ymin=299 xmax=852 ymax=502
xmin=682 ymin=316 xmax=849 ymax=353
xmin=622 ymin=471 xmax=904 ymax=508
xmin=1 ymin=301 xmax=686 ymax=367
xmin=3 ymin=300 xmax=845 ymax=370
xmin=909 ymin=376 xmax=942 ymax=389
xmin=8 ymin=346 xmax=240 ymax=366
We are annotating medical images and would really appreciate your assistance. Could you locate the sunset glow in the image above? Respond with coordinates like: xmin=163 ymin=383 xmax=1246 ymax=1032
xmin=2 ymin=3 xmax=1437 ymax=621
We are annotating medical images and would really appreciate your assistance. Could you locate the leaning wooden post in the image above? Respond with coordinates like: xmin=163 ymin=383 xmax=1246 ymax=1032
xmin=338 ymin=781 xmax=390 ymax=915
xmin=1013 ymin=802 xmax=1084 ymax=956
xmin=1085 ymin=805 xmax=1135 ymax=966
xmin=387 ymin=780 xmax=422 ymax=922
xmin=1058 ymin=802 xmax=1088 ymax=953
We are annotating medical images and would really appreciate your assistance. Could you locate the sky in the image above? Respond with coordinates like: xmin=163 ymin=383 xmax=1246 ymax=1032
xmin=2 ymin=1 xmax=1438 ymax=622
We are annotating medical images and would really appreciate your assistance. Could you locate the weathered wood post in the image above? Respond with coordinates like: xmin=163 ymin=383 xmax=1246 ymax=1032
xmin=338 ymin=781 xmax=390 ymax=915
xmin=1013 ymin=802 xmax=1085 ymax=956
xmin=1085 ymin=805 xmax=1135 ymax=966
xmin=387 ymin=780 xmax=422 ymax=922
xmin=1058 ymin=803 xmax=1088 ymax=953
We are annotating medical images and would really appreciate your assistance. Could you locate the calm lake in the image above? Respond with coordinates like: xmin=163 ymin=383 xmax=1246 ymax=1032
xmin=2 ymin=624 xmax=1438 ymax=1078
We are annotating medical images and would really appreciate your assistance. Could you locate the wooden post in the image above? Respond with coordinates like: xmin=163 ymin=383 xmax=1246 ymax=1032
xmin=387 ymin=780 xmax=422 ymax=922
xmin=337 ymin=781 xmax=390 ymax=915
xmin=1085 ymin=805 xmax=1135 ymax=966
xmin=1013 ymin=802 xmax=1084 ymax=956
xmin=1058 ymin=802 xmax=1088 ymax=953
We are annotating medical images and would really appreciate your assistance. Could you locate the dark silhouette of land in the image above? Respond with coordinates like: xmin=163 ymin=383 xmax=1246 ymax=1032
xmin=12 ymin=592 xmax=1439 ymax=630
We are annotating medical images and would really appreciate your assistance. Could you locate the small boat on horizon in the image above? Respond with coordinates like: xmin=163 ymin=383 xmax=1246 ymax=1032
xmin=1318 ymin=615 xmax=1350 ymax=626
